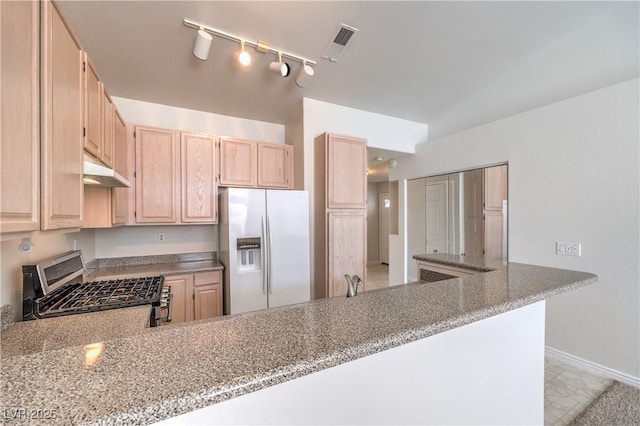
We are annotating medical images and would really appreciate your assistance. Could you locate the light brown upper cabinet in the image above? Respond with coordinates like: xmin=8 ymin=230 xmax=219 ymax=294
xmin=41 ymin=0 xmax=84 ymax=230
xmin=181 ymin=132 xmax=217 ymax=223
xmin=83 ymin=54 xmax=102 ymax=160
xmin=258 ymin=142 xmax=293 ymax=189
xmin=218 ymin=137 xmax=257 ymax=187
xmin=100 ymin=91 xmax=115 ymax=168
xmin=0 ymin=0 xmax=40 ymax=233
xmin=219 ymin=137 xmax=294 ymax=189
xmin=324 ymin=133 xmax=367 ymax=209
xmin=111 ymin=111 xmax=128 ymax=225
xmin=135 ymin=126 xmax=179 ymax=223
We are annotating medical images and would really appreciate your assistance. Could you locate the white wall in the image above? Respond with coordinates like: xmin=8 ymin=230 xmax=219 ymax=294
xmin=0 ymin=229 xmax=95 ymax=319
xmin=94 ymin=226 xmax=217 ymax=259
xmin=391 ymin=78 xmax=640 ymax=379
xmin=112 ymin=97 xmax=285 ymax=143
xmin=366 ymin=183 xmax=380 ymax=263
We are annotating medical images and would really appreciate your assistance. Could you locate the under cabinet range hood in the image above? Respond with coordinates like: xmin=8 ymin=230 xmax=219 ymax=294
xmin=83 ymin=155 xmax=130 ymax=188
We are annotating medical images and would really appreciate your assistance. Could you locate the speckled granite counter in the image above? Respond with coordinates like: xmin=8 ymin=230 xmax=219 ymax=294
xmin=84 ymin=252 xmax=224 ymax=281
xmin=1 ymin=306 xmax=152 ymax=357
xmin=1 ymin=262 xmax=596 ymax=425
xmin=413 ymin=253 xmax=505 ymax=272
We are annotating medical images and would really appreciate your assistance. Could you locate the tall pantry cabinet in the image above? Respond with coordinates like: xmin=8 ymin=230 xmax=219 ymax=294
xmin=314 ymin=133 xmax=368 ymax=299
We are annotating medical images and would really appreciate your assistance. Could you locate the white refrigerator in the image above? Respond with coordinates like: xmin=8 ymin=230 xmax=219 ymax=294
xmin=220 ymin=188 xmax=311 ymax=315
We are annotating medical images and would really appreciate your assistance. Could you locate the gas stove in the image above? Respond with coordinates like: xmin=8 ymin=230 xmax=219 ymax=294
xmin=22 ymin=251 xmax=172 ymax=326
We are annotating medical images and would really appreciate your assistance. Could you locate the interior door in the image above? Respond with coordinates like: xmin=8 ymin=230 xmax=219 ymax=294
xmin=425 ymin=182 xmax=448 ymax=254
xmin=378 ymin=193 xmax=390 ymax=264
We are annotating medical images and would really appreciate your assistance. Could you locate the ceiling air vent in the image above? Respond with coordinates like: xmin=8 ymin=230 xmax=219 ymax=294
xmin=321 ymin=23 xmax=359 ymax=62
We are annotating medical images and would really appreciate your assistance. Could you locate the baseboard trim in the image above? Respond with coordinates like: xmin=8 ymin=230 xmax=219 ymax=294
xmin=366 ymin=260 xmax=381 ymax=265
xmin=545 ymin=346 xmax=640 ymax=388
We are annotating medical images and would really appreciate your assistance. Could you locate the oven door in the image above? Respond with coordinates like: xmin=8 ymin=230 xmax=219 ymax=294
xmin=151 ymin=285 xmax=173 ymax=327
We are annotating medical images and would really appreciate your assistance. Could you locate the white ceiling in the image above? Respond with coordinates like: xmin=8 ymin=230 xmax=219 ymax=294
xmin=58 ymin=1 xmax=638 ymax=144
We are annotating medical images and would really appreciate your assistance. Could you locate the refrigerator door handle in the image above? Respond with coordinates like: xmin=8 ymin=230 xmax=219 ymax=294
xmin=262 ymin=215 xmax=267 ymax=295
xmin=267 ymin=214 xmax=273 ymax=294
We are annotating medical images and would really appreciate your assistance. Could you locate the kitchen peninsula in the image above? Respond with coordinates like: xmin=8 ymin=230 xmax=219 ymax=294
xmin=1 ymin=259 xmax=596 ymax=425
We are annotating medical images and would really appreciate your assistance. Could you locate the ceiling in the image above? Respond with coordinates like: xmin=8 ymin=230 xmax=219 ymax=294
xmin=58 ymin=1 xmax=638 ymax=149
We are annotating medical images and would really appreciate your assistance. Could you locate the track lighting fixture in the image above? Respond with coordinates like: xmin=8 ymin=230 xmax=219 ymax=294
xmin=237 ymin=40 xmax=253 ymax=67
xmin=269 ymin=52 xmax=290 ymax=77
xmin=192 ymin=28 xmax=212 ymax=60
xmin=184 ymin=18 xmax=315 ymax=87
xmin=295 ymin=60 xmax=315 ymax=88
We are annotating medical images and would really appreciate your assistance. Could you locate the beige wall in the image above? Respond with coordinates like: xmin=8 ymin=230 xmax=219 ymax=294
xmin=1 ymin=229 xmax=95 ymax=320
xmin=366 ymin=183 xmax=380 ymax=263
xmin=391 ymin=78 xmax=640 ymax=379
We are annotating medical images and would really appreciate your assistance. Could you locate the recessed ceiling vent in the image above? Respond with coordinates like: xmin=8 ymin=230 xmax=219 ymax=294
xmin=321 ymin=23 xmax=359 ymax=62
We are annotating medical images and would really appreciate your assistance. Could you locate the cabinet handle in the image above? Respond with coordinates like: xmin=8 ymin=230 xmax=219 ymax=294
xmin=267 ymin=215 xmax=272 ymax=295
xmin=262 ymin=215 xmax=267 ymax=295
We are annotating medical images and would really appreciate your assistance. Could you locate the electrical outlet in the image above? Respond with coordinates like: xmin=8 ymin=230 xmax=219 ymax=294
xmin=158 ymin=233 xmax=166 ymax=243
xmin=556 ymin=241 xmax=581 ymax=256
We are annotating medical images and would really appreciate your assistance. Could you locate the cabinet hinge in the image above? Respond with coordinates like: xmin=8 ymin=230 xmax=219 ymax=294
xmin=133 ymin=171 xmax=136 ymax=178
xmin=134 ymin=211 xmax=137 ymax=218
xmin=83 ymin=61 xmax=86 ymax=72
xmin=133 ymin=130 xmax=136 ymax=138
xmin=192 ymin=293 xmax=195 ymax=301
xmin=83 ymin=127 xmax=86 ymax=138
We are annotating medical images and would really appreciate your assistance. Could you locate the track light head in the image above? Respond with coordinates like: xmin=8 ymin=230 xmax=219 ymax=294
xmin=269 ymin=52 xmax=290 ymax=77
xmin=193 ymin=29 xmax=212 ymax=60
xmin=237 ymin=40 xmax=252 ymax=67
xmin=295 ymin=61 xmax=315 ymax=88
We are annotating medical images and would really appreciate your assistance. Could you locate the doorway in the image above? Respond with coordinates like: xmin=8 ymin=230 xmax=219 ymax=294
xmin=378 ymin=192 xmax=390 ymax=264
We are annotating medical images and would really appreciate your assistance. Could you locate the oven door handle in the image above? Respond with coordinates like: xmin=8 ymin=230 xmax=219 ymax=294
xmin=166 ymin=292 xmax=173 ymax=323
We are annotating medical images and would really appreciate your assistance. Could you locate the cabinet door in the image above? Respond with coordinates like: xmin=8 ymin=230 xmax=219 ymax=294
xmin=219 ymin=137 xmax=257 ymax=187
xmin=193 ymin=271 xmax=223 ymax=321
xmin=327 ymin=211 xmax=367 ymax=297
xmin=135 ymin=126 xmax=179 ymax=223
xmin=111 ymin=111 xmax=128 ymax=225
xmin=326 ymin=134 xmax=367 ymax=209
xmin=41 ymin=0 xmax=84 ymax=230
xmin=181 ymin=133 xmax=217 ymax=223
xmin=258 ymin=143 xmax=292 ymax=188
xmin=83 ymin=187 xmax=111 ymax=228
xmin=100 ymin=91 xmax=115 ymax=168
xmin=83 ymin=55 xmax=102 ymax=159
xmin=483 ymin=165 xmax=507 ymax=261
xmin=0 ymin=0 xmax=40 ymax=233
xmin=164 ymin=274 xmax=193 ymax=325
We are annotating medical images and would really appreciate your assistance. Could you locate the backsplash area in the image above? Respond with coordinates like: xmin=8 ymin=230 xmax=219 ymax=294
xmin=94 ymin=225 xmax=217 ymax=258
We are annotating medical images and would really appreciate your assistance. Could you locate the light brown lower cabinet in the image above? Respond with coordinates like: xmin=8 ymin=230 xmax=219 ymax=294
xmin=161 ymin=271 xmax=222 ymax=326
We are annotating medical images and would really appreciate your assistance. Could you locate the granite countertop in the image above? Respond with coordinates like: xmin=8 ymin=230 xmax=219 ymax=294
xmin=85 ymin=259 xmax=224 ymax=281
xmin=1 ymin=262 xmax=596 ymax=425
xmin=1 ymin=306 xmax=152 ymax=357
xmin=413 ymin=253 xmax=506 ymax=272
xmin=83 ymin=252 xmax=224 ymax=281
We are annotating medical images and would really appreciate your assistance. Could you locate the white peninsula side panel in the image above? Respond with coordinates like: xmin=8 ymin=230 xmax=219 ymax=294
xmin=157 ymin=301 xmax=545 ymax=425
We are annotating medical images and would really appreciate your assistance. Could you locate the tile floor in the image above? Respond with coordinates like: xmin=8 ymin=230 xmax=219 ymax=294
xmin=365 ymin=263 xmax=390 ymax=291
xmin=364 ymin=263 xmax=614 ymax=426
xmin=544 ymin=357 xmax=613 ymax=425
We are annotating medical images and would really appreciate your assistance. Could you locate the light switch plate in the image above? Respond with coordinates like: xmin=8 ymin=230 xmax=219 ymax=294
xmin=556 ymin=241 xmax=581 ymax=256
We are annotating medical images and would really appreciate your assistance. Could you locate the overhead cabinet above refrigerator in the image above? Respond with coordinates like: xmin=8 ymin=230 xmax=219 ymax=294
xmin=220 ymin=188 xmax=310 ymax=315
